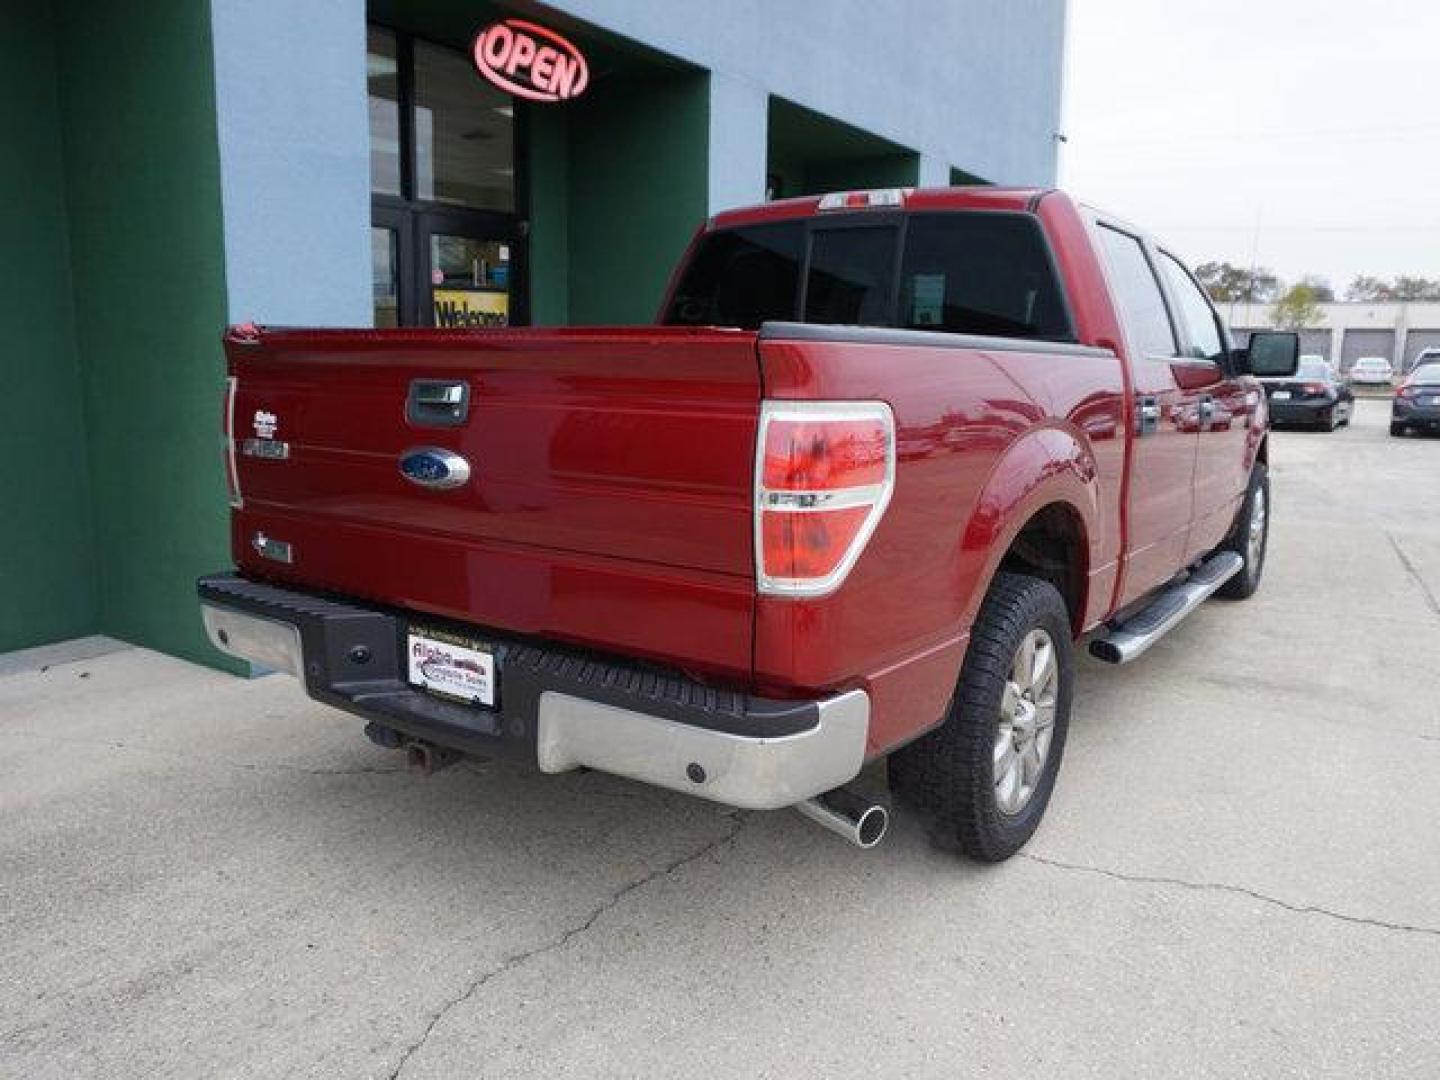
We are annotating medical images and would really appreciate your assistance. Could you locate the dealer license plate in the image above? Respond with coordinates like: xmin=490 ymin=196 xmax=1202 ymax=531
xmin=1271 ymin=391 xmax=1291 ymax=400
xmin=407 ymin=628 xmax=496 ymax=707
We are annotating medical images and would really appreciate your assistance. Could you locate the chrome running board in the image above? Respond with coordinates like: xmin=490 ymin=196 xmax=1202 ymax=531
xmin=1088 ymin=550 xmax=1243 ymax=665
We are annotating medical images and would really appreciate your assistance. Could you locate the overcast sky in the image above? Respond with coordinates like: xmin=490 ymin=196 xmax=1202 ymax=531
xmin=1059 ymin=0 xmax=1440 ymax=293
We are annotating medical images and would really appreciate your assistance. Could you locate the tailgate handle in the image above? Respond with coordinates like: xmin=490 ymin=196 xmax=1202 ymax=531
xmin=407 ymin=380 xmax=470 ymax=427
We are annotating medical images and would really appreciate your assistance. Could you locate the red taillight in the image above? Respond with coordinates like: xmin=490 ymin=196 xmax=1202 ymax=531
xmin=1396 ymin=385 xmax=1416 ymax=398
xmin=762 ymin=417 xmax=889 ymax=490
xmin=1301 ymin=382 xmax=1327 ymax=395
xmin=755 ymin=402 xmax=895 ymax=596
xmin=222 ymin=375 xmax=243 ymax=509
xmin=761 ymin=506 xmax=873 ymax=580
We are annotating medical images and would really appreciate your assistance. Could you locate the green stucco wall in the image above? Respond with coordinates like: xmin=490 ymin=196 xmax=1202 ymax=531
xmin=766 ymin=95 xmax=919 ymax=199
xmin=527 ymin=107 xmax=571 ymax=327
xmin=528 ymin=71 xmax=709 ymax=327
xmin=803 ymin=153 xmax=919 ymax=193
xmin=0 ymin=5 xmax=99 ymax=653
xmin=54 ymin=0 xmax=233 ymax=667
xmin=565 ymin=71 xmax=709 ymax=324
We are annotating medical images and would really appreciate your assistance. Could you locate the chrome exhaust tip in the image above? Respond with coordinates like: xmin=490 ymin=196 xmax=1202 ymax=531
xmin=796 ymin=787 xmax=890 ymax=849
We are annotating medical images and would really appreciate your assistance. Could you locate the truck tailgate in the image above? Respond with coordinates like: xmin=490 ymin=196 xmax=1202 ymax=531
xmin=226 ymin=326 xmax=761 ymax=679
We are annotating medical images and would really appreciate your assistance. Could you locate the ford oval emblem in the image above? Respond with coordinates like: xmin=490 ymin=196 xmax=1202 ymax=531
xmin=399 ymin=447 xmax=472 ymax=491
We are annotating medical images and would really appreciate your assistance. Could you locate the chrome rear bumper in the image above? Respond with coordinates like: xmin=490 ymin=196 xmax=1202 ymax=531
xmin=535 ymin=689 xmax=868 ymax=810
xmin=198 ymin=573 xmax=868 ymax=811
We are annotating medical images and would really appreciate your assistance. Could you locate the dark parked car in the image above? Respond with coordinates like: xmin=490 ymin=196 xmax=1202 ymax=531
xmin=1392 ymin=365 xmax=1440 ymax=436
xmin=1263 ymin=358 xmax=1354 ymax=431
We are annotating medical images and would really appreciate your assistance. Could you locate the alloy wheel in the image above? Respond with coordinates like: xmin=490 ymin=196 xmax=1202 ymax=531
xmin=993 ymin=628 xmax=1059 ymax=815
xmin=1248 ymin=487 xmax=1267 ymax=570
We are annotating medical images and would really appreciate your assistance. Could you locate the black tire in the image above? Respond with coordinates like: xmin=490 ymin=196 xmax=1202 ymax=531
xmin=1215 ymin=462 xmax=1268 ymax=600
xmin=1325 ymin=409 xmax=1339 ymax=432
xmin=1390 ymin=422 xmax=1406 ymax=437
xmin=888 ymin=572 xmax=1073 ymax=862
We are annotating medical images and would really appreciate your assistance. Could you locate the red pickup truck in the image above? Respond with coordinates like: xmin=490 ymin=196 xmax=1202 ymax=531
xmin=198 ymin=187 xmax=1298 ymax=861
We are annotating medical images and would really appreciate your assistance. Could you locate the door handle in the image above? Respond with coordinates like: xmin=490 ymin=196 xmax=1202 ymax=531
xmin=407 ymin=379 xmax=470 ymax=427
xmin=1136 ymin=396 xmax=1161 ymax=435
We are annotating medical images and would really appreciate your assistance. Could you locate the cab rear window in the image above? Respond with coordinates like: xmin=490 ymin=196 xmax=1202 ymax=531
xmin=664 ymin=211 xmax=1073 ymax=341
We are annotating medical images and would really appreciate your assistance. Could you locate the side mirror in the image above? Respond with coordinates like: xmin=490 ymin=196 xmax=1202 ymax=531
xmin=1239 ymin=331 xmax=1300 ymax=377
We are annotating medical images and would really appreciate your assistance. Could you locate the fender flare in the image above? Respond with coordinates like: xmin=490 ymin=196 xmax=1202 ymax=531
xmin=956 ymin=425 xmax=1103 ymax=632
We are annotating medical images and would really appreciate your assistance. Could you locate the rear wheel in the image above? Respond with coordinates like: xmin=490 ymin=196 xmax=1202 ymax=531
xmin=1391 ymin=422 xmax=1406 ymax=437
xmin=1216 ymin=463 xmax=1268 ymax=600
xmin=889 ymin=572 xmax=1073 ymax=862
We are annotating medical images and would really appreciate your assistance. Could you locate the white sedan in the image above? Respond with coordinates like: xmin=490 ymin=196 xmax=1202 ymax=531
xmin=1348 ymin=356 xmax=1395 ymax=385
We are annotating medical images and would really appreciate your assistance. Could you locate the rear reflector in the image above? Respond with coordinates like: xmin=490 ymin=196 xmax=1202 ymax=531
xmin=755 ymin=401 xmax=895 ymax=597
xmin=817 ymin=188 xmax=908 ymax=212
xmin=222 ymin=375 xmax=243 ymax=509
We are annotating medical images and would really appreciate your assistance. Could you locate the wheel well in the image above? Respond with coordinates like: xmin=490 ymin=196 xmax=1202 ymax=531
xmin=997 ymin=503 xmax=1087 ymax=634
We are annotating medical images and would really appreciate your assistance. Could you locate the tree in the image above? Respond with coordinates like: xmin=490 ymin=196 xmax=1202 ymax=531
xmin=1345 ymin=275 xmax=1440 ymax=302
xmin=1295 ymin=274 xmax=1335 ymax=302
xmin=1194 ymin=261 xmax=1280 ymax=304
xmin=1345 ymin=275 xmax=1392 ymax=302
xmin=1390 ymin=276 xmax=1440 ymax=301
xmin=1271 ymin=284 xmax=1325 ymax=329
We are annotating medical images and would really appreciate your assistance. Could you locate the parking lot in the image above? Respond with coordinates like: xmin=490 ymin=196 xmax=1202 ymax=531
xmin=3 ymin=397 xmax=1438 ymax=1079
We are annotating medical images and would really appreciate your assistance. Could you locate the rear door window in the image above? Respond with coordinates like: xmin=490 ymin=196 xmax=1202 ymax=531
xmin=1096 ymin=225 xmax=1179 ymax=359
xmin=896 ymin=213 xmax=1071 ymax=339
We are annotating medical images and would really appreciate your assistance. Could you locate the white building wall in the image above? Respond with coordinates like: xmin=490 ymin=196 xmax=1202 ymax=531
xmin=1226 ymin=301 xmax=1440 ymax=371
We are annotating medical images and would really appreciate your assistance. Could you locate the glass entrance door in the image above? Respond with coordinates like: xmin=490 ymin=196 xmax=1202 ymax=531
xmin=368 ymin=25 xmax=526 ymax=328
xmin=371 ymin=226 xmax=400 ymax=328
xmin=423 ymin=215 xmax=519 ymax=328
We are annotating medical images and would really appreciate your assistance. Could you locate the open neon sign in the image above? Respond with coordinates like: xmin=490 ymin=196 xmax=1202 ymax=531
xmin=472 ymin=19 xmax=589 ymax=103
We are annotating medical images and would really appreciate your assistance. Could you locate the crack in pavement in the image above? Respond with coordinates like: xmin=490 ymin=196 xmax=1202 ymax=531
xmin=385 ymin=812 xmax=747 ymax=1080
xmin=1022 ymin=852 xmax=1440 ymax=938
xmin=6 ymin=730 xmax=403 ymax=776
xmin=1386 ymin=531 xmax=1440 ymax=619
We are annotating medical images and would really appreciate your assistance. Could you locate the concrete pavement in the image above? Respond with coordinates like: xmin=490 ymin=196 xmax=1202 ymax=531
xmin=3 ymin=398 xmax=1438 ymax=1078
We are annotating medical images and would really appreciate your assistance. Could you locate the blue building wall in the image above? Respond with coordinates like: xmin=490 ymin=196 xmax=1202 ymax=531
xmin=205 ymin=0 xmax=1065 ymax=325
xmin=210 ymin=0 xmax=373 ymax=325
xmin=548 ymin=0 xmax=1068 ymax=211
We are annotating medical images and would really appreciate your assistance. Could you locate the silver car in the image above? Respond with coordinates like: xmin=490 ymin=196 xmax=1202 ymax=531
xmin=1348 ymin=356 xmax=1395 ymax=385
